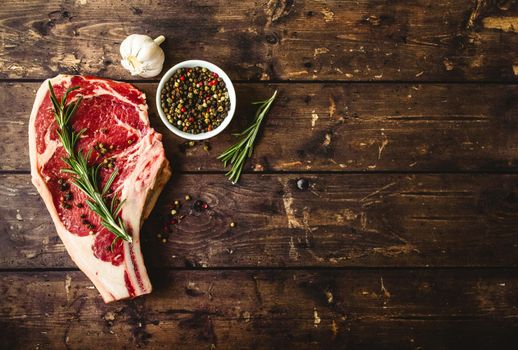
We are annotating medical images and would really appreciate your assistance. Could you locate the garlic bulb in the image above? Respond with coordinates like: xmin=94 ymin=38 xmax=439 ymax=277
xmin=120 ymin=34 xmax=165 ymax=78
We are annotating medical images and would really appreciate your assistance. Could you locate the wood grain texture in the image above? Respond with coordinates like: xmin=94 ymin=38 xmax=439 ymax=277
xmin=2 ymin=82 xmax=518 ymax=172
xmin=3 ymin=173 xmax=518 ymax=269
xmin=2 ymin=269 xmax=518 ymax=349
xmin=2 ymin=0 xmax=518 ymax=347
xmin=0 ymin=0 xmax=517 ymax=81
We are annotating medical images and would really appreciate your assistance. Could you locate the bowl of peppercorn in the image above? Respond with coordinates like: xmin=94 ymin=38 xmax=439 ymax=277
xmin=156 ymin=60 xmax=236 ymax=140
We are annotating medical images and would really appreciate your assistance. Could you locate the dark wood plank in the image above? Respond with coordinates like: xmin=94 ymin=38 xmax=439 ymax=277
xmin=3 ymin=173 xmax=518 ymax=268
xmin=2 ymin=82 xmax=518 ymax=172
xmin=0 ymin=0 xmax=517 ymax=81
xmin=1 ymin=269 xmax=518 ymax=349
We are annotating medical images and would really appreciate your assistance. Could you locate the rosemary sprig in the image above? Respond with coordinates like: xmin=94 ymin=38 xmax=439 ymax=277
xmin=48 ymin=82 xmax=132 ymax=246
xmin=218 ymin=90 xmax=277 ymax=184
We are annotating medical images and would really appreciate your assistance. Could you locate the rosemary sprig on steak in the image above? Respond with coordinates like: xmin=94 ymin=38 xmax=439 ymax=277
xmin=218 ymin=90 xmax=277 ymax=184
xmin=48 ymin=82 xmax=132 ymax=246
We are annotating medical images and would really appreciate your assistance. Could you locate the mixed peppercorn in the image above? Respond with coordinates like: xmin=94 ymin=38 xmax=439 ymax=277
xmin=93 ymin=142 xmax=116 ymax=169
xmin=159 ymin=195 xmax=236 ymax=244
xmin=160 ymin=67 xmax=231 ymax=134
xmin=58 ymin=177 xmax=96 ymax=233
xmin=58 ymin=178 xmax=74 ymax=210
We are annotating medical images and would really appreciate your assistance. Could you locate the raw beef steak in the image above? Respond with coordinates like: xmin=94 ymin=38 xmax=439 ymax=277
xmin=29 ymin=75 xmax=171 ymax=302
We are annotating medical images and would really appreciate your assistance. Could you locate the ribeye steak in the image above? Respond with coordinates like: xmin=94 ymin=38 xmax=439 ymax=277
xmin=29 ymin=75 xmax=171 ymax=302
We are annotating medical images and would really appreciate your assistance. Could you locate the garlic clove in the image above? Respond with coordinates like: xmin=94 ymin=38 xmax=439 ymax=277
xmin=119 ymin=34 xmax=139 ymax=58
xmin=139 ymin=66 xmax=163 ymax=78
xmin=136 ymin=41 xmax=163 ymax=62
xmin=120 ymin=34 xmax=166 ymax=78
xmin=121 ymin=56 xmax=144 ymax=76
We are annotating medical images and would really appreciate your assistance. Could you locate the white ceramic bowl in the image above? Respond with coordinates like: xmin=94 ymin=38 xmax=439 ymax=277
xmin=156 ymin=60 xmax=236 ymax=140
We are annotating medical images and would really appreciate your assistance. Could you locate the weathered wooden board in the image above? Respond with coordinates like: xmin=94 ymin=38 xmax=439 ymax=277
xmin=2 ymin=269 xmax=518 ymax=349
xmin=2 ymin=0 xmax=518 ymax=347
xmin=1 ymin=1 xmax=517 ymax=81
xmin=3 ymin=173 xmax=518 ymax=269
xmin=2 ymin=82 xmax=518 ymax=172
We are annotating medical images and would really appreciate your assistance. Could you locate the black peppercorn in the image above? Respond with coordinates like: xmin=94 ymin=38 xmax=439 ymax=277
xmin=296 ymin=178 xmax=309 ymax=190
xmin=193 ymin=200 xmax=204 ymax=212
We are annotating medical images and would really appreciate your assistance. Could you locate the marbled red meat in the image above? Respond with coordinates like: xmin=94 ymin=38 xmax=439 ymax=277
xmin=29 ymin=75 xmax=171 ymax=302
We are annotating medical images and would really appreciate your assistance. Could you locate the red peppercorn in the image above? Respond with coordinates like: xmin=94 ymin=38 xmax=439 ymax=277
xmin=188 ymin=117 xmax=194 ymax=123
xmin=180 ymin=76 xmax=185 ymax=81
xmin=181 ymin=107 xmax=186 ymax=113
xmin=198 ymin=82 xmax=203 ymax=87
xmin=170 ymin=219 xmax=178 ymax=225
xmin=202 ymin=203 xmax=209 ymax=209
xmin=212 ymin=72 xmax=219 ymax=78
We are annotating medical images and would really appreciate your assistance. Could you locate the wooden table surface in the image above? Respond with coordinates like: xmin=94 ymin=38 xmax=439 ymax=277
xmin=1 ymin=1 xmax=518 ymax=349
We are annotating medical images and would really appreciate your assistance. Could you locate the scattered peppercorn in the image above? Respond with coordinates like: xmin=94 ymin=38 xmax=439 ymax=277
xmin=185 ymin=195 xmax=191 ymax=201
xmin=80 ymin=214 xmax=86 ymax=219
xmin=171 ymin=209 xmax=177 ymax=215
xmin=64 ymin=191 xmax=73 ymax=201
xmin=230 ymin=222 xmax=236 ymax=228
xmin=63 ymin=203 xmax=72 ymax=210
xmin=296 ymin=178 xmax=309 ymax=190
xmin=59 ymin=181 xmax=70 ymax=191
xmin=102 ymin=157 xmax=115 ymax=169
xmin=174 ymin=200 xmax=180 ymax=206
xmin=77 ymin=203 xmax=84 ymax=208
xmin=160 ymin=66 xmax=231 ymax=134
xmin=94 ymin=142 xmax=110 ymax=155
xmin=193 ymin=200 xmax=206 ymax=212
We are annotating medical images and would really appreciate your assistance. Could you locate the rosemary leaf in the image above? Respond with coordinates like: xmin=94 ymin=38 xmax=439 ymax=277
xmin=218 ymin=90 xmax=277 ymax=184
xmin=48 ymin=82 xmax=132 ymax=245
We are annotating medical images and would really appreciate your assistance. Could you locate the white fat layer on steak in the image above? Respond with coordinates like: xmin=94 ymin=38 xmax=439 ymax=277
xmin=121 ymin=133 xmax=166 ymax=293
xmin=29 ymin=75 xmax=171 ymax=303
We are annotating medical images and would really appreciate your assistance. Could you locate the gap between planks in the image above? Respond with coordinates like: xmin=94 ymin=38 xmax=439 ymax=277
xmin=6 ymin=170 xmax=518 ymax=175
xmin=2 ymin=266 xmax=518 ymax=273
xmin=1 ymin=79 xmax=518 ymax=85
